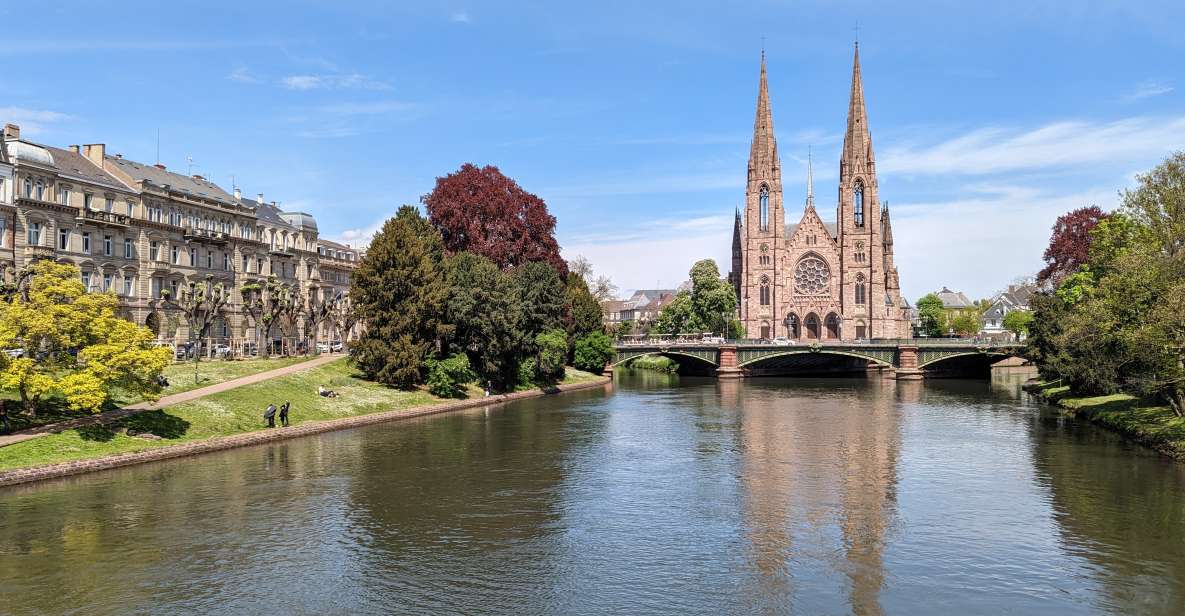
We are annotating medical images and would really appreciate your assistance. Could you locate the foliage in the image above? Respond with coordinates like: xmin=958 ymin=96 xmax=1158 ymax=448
xmin=573 ymin=332 xmax=614 ymax=374
xmin=0 ymin=261 xmax=171 ymax=414
xmin=628 ymin=355 xmax=679 ymax=373
xmin=176 ymin=281 xmax=230 ymax=358
xmin=1036 ymin=205 xmax=1108 ymax=285
xmin=423 ymin=163 xmax=567 ymax=276
xmin=653 ymin=291 xmax=693 ymax=335
xmin=240 ymin=276 xmax=298 ymax=357
xmin=915 ymin=293 xmax=945 ymax=337
xmin=534 ymin=328 xmax=568 ymax=382
xmin=512 ymin=261 xmax=565 ymax=344
xmin=564 ymin=273 xmax=604 ymax=342
xmin=1002 ymin=310 xmax=1034 ymax=337
xmin=350 ymin=206 xmax=451 ymax=388
xmin=443 ymin=252 xmax=523 ymax=391
xmin=653 ymin=260 xmax=737 ymax=336
xmin=949 ymin=312 xmax=980 ymax=337
xmin=425 ymin=353 xmax=477 ymax=399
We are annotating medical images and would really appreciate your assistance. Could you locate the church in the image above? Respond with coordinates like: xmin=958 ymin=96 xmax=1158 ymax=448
xmin=728 ymin=44 xmax=911 ymax=341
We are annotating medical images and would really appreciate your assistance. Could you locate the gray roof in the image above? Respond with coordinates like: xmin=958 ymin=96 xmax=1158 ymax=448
xmin=281 ymin=211 xmax=318 ymax=231
xmin=239 ymin=196 xmax=296 ymax=230
xmin=106 ymin=155 xmax=236 ymax=205
xmin=317 ymin=238 xmax=353 ymax=251
xmin=935 ymin=287 xmax=973 ymax=309
xmin=39 ymin=145 xmax=131 ymax=192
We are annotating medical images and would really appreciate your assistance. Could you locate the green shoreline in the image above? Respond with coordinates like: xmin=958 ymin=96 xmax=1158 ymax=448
xmin=1024 ymin=380 xmax=1185 ymax=460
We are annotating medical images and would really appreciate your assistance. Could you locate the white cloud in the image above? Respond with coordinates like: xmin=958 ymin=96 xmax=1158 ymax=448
xmin=328 ymin=218 xmax=388 ymax=247
xmin=281 ymin=73 xmax=392 ymax=91
xmin=1121 ymin=80 xmax=1173 ymax=103
xmin=880 ymin=115 xmax=1185 ymax=176
xmin=226 ymin=66 xmax=260 ymax=84
xmin=543 ymin=172 xmax=742 ymax=198
xmin=450 ymin=11 xmax=472 ymax=23
xmin=0 ymin=106 xmax=74 ymax=134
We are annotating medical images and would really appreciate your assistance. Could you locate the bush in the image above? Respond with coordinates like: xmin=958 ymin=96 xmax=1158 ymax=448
xmin=573 ymin=332 xmax=614 ymax=374
xmin=517 ymin=357 xmax=538 ymax=388
xmin=535 ymin=329 xmax=568 ymax=381
xmin=425 ymin=353 xmax=477 ymax=399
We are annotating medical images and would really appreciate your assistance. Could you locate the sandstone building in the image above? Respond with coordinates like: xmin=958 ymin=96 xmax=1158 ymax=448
xmin=729 ymin=46 xmax=911 ymax=341
xmin=0 ymin=123 xmax=359 ymax=354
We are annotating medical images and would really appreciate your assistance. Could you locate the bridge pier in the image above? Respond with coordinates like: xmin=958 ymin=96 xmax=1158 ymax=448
xmin=894 ymin=345 xmax=924 ymax=380
xmin=716 ymin=345 xmax=744 ymax=379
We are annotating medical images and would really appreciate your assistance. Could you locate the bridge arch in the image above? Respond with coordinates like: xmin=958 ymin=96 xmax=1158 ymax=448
xmin=916 ymin=349 xmax=1024 ymax=369
xmin=611 ymin=349 xmax=719 ymax=369
xmin=737 ymin=348 xmax=895 ymax=370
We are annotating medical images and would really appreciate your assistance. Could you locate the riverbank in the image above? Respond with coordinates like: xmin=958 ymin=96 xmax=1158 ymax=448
xmin=1026 ymin=381 xmax=1185 ymax=460
xmin=0 ymin=359 xmax=609 ymax=488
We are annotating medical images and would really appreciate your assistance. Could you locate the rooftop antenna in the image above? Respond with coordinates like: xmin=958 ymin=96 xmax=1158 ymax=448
xmin=186 ymin=156 xmax=195 ymax=176
xmin=155 ymin=128 xmax=160 ymax=165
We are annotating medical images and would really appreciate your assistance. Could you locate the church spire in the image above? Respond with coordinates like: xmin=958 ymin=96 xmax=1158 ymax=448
xmin=805 ymin=146 xmax=815 ymax=210
xmin=842 ymin=42 xmax=873 ymax=169
xmin=749 ymin=49 xmax=778 ymax=177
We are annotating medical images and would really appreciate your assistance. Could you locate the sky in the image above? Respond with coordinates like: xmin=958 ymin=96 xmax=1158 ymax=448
xmin=3 ymin=1 xmax=1183 ymax=301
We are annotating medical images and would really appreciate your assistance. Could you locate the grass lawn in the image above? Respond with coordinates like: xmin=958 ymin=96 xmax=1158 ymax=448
xmin=0 ymin=360 xmax=604 ymax=472
xmin=1032 ymin=381 xmax=1185 ymax=458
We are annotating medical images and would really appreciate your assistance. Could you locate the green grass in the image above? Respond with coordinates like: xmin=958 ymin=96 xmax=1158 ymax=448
xmin=0 ymin=360 xmax=605 ymax=472
xmin=625 ymin=355 xmax=680 ymax=373
xmin=1031 ymin=381 xmax=1185 ymax=458
xmin=157 ymin=355 xmax=319 ymax=396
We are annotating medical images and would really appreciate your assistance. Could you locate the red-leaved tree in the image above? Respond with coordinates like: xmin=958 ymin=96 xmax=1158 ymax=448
xmin=1037 ymin=205 xmax=1109 ymax=285
xmin=423 ymin=164 xmax=567 ymax=277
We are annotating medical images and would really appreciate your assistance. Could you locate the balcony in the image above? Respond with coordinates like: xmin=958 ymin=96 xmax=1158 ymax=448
xmin=269 ymin=248 xmax=294 ymax=258
xmin=183 ymin=227 xmax=230 ymax=244
xmin=76 ymin=209 xmax=131 ymax=228
xmin=24 ymin=245 xmax=55 ymax=259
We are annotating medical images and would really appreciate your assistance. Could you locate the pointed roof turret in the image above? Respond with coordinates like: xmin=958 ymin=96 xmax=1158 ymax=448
xmin=882 ymin=201 xmax=894 ymax=246
xmin=842 ymin=42 xmax=874 ymax=168
xmin=805 ymin=146 xmax=815 ymax=210
xmin=749 ymin=50 xmax=778 ymax=175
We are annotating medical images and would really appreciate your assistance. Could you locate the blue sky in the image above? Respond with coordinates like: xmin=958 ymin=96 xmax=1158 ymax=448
xmin=3 ymin=1 xmax=1182 ymax=301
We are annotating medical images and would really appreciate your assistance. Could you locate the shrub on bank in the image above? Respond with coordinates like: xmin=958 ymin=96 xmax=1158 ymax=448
xmin=573 ymin=332 xmax=614 ymax=374
xmin=425 ymin=354 xmax=477 ymax=399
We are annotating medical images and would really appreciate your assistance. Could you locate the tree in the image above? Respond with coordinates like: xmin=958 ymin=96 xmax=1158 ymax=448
xmin=175 ymin=280 xmax=230 ymax=384
xmin=950 ymin=312 xmax=980 ymax=337
xmin=241 ymin=276 xmax=297 ymax=357
xmin=351 ymin=206 xmax=451 ymax=388
xmin=1037 ymin=206 xmax=1109 ymax=285
xmin=688 ymin=260 xmax=737 ymax=335
xmin=512 ymin=261 xmax=565 ymax=344
xmin=534 ymin=329 xmax=568 ymax=382
xmin=1002 ymin=310 xmax=1034 ymax=339
xmin=567 ymin=255 xmax=593 ymax=280
xmin=589 ymin=275 xmax=618 ymax=304
xmin=916 ymin=293 xmax=945 ymax=337
xmin=0 ymin=261 xmax=171 ymax=414
xmin=423 ymin=163 xmax=567 ymax=276
xmin=573 ymin=332 xmax=614 ymax=374
xmin=653 ymin=291 xmax=693 ymax=335
xmin=564 ymin=273 xmax=603 ymax=343
xmin=425 ymin=353 xmax=477 ymax=399
xmin=443 ymin=252 xmax=524 ymax=391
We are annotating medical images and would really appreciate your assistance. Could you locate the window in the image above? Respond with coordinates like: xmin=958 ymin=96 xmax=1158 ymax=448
xmin=171 ymin=246 xmax=180 ymax=264
xmin=853 ymin=180 xmax=865 ymax=227
xmin=189 ymin=248 xmax=196 ymax=266
xmin=58 ymin=228 xmax=69 ymax=250
xmin=102 ymin=273 xmax=112 ymax=292
xmin=35 ymin=181 xmax=44 ymax=200
xmin=81 ymin=271 xmax=92 ymax=290
xmin=223 ymin=253 xmax=229 ymax=271
xmin=151 ymin=278 xmax=162 ymax=298
xmin=105 ymin=198 xmax=114 ymax=213
xmin=126 ymin=201 xmax=134 ymax=216
xmin=59 ymin=187 xmax=70 ymax=205
xmin=0 ymin=216 xmax=7 ymax=248
xmin=24 ymin=178 xmax=32 ymax=198
xmin=242 ymin=255 xmax=249 ymax=272
xmin=206 ymin=250 xmax=213 ymax=269
xmin=793 ymin=256 xmax=830 ymax=295
xmin=170 ymin=280 xmax=179 ymax=298
xmin=150 ymin=241 xmax=160 ymax=261
xmin=84 ymin=194 xmax=93 ymax=210
xmin=759 ymin=184 xmax=770 ymax=232
xmin=103 ymin=235 xmax=112 ymax=256
xmin=27 ymin=221 xmax=42 ymax=246
xmin=759 ymin=275 xmax=771 ymax=306
xmin=123 ymin=275 xmax=134 ymax=297
xmin=124 ymin=239 xmax=134 ymax=258
xmin=855 ymin=282 xmax=866 ymax=304
xmin=82 ymin=232 xmax=91 ymax=254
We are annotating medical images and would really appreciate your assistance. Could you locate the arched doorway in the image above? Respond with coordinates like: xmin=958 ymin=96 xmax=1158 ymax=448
xmin=759 ymin=321 xmax=770 ymax=340
xmin=855 ymin=320 xmax=867 ymax=340
xmin=785 ymin=313 xmax=800 ymax=339
xmin=805 ymin=313 xmax=820 ymax=340
xmin=825 ymin=313 xmax=840 ymax=340
xmin=145 ymin=312 xmax=160 ymax=338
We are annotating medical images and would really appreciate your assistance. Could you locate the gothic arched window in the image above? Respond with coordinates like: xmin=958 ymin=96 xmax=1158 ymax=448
xmin=854 ymin=180 xmax=865 ymax=227
xmin=759 ymin=275 xmax=771 ymax=306
xmin=855 ymin=273 xmax=867 ymax=304
xmin=793 ymin=256 xmax=830 ymax=295
xmin=759 ymin=184 xmax=770 ymax=232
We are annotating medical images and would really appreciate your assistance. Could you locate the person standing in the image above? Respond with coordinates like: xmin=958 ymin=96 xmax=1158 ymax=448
xmin=264 ymin=403 xmax=277 ymax=428
xmin=279 ymin=401 xmax=290 ymax=427
xmin=0 ymin=400 xmax=9 ymax=435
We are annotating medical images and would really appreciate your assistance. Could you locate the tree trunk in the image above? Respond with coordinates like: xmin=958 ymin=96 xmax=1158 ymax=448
xmin=1168 ymin=390 xmax=1184 ymax=419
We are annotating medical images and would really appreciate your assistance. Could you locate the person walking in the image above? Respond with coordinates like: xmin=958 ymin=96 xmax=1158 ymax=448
xmin=0 ymin=400 xmax=9 ymax=435
xmin=264 ymin=403 xmax=277 ymax=428
xmin=279 ymin=401 xmax=290 ymax=427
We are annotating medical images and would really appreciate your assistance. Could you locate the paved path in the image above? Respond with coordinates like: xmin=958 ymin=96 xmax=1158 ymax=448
xmin=0 ymin=354 xmax=343 ymax=448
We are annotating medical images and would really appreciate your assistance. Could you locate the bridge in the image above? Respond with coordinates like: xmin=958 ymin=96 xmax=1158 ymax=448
xmin=609 ymin=338 xmax=1026 ymax=380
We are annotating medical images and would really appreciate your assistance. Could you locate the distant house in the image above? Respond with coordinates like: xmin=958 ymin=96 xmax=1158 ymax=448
xmin=981 ymin=283 xmax=1036 ymax=338
xmin=935 ymin=287 xmax=974 ymax=310
xmin=601 ymin=289 xmax=678 ymax=329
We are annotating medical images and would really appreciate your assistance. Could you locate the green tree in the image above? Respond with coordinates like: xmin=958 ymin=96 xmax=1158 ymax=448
xmin=1002 ymin=310 xmax=1034 ymax=338
xmin=653 ymin=291 xmax=692 ymax=335
xmin=425 ymin=353 xmax=477 ymax=399
xmin=688 ymin=260 xmax=736 ymax=335
xmin=443 ymin=252 xmax=524 ymax=391
xmin=534 ymin=328 xmax=568 ymax=383
xmin=950 ymin=311 xmax=980 ymax=337
xmin=513 ymin=261 xmax=565 ymax=343
xmin=573 ymin=332 xmax=614 ymax=374
xmin=350 ymin=206 xmax=451 ymax=388
xmin=916 ymin=293 xmax=945 ymax=337
xmin=0 ymin=261 xmax=171 ymax=414
xmin=564 ymin=273 xmax=603 ymax=342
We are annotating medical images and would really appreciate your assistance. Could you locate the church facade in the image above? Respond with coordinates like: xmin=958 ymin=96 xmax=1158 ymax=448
xmin=729 ymin=45 xmax=911 ymax=341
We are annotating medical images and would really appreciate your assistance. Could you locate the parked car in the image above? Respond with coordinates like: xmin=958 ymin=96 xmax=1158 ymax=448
xmin=701 ymin=335 xmax=725 ymax=344
xmin=330 ymin=340 xmax=344 ymax=353
xmin=212 ymin=344 xmax=231 ymax=357
xmin=315 ymin=342 xmax=331 ymax=354
xmin=772 ymin=337 xmax=794 ymax=346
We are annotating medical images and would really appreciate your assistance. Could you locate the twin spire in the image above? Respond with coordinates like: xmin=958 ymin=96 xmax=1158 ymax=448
xmin=841 ymin=42 xmax=874 ymax=168
xmin=748 ymin=49 xmax=778 ymax=176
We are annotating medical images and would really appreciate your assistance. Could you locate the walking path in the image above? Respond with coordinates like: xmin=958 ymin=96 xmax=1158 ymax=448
xmin=0 ymin=354 xmax=343 ymax=448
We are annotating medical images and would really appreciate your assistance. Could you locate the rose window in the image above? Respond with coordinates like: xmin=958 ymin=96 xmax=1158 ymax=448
xmin=793 ymin=257 xmax=830 ymax=295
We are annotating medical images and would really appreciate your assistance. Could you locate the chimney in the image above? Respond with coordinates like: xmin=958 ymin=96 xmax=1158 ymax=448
xmin=256 ymin=193 xmax=264 ymax=206
xmin=82 ymin=143 xmax=105 ymax=167
xmin=234 ymin=187 xmax=242 ymax=199
xmin=69 ymin=145 xmax=80 ymax=153
xmin=3 ymin=124 xmax=19 ymax=139
xmin=192 ymin=174 xmax=204 ymax=181
xmin=154 ymin=163 xmax=166 ymax=170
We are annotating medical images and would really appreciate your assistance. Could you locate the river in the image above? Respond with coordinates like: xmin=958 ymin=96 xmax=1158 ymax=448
xmin=2 ymin=370 xmax=1184 ymax=615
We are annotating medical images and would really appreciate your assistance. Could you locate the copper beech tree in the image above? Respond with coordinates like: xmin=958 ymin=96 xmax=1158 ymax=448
xmin=1036 ymin=205 xmax=1109 ymax=285
xmin=422 ymin=163 xmax=568 ymax=277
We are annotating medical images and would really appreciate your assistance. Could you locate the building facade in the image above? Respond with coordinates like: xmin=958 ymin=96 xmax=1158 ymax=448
xmin=0 ymin=123 xmax=360 ymax=354
xmin=729 ymin=46 xmax=910 ymax=341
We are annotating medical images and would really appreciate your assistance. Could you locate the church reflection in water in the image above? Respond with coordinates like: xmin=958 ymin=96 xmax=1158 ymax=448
xmin=719 ymin=377 xmax=903 ymax=615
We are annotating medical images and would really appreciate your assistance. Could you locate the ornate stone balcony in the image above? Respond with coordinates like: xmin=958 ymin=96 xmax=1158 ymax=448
xmin=183 ymin=227 xmax=230 ymax=245
xmin=23 ymin=245 xmax=55 ymax=259
xmin=76 ymin=209 xmax=131 ymax=228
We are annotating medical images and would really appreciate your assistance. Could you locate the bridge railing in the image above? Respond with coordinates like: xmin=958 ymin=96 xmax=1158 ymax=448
xmin=616 ymin=336 xmax=1023 ymax=348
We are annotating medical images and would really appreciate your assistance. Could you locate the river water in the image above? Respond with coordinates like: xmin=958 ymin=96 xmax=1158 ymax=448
xmin=2 ymin=370 xmax=1184 ymax=615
